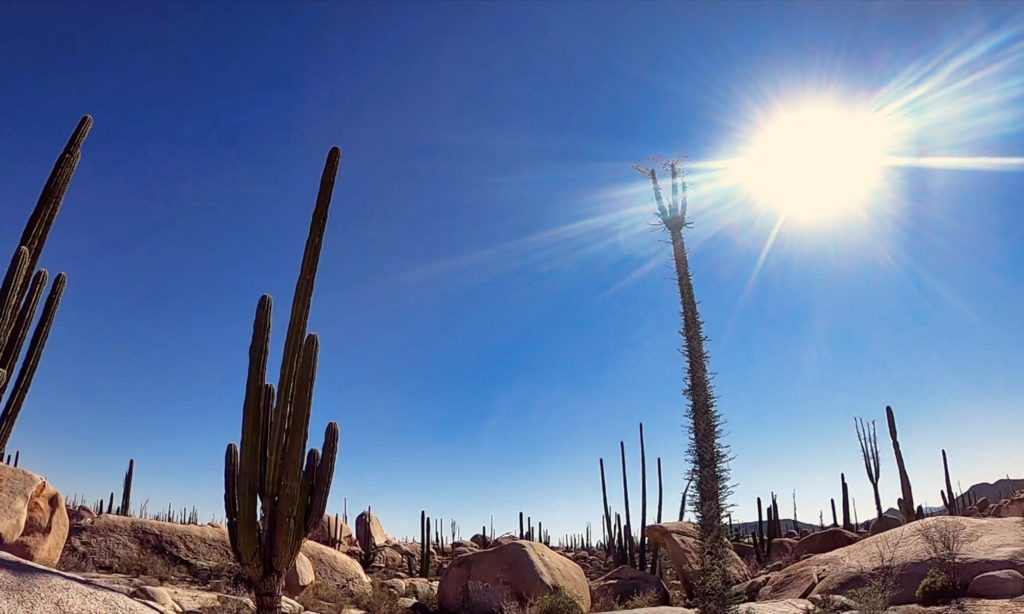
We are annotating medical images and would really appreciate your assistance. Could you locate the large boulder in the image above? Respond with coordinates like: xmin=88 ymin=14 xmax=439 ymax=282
xmin=792 ymin=528 xmax=860 ymax=559
xmin=437 ymin=540 xmax=590 ymax=612
xmin=644 ymin=522 xmax=750 ymax=598
xmin=967 ymin=569 xmax=1024 ymax=599
xmin=997 ymin=495 xmax=1024 ymax=518
xmin=354 ymin=509 xmax=389 ymax=553
xmin=590 ymin=565 xmax=670 ymax=607
xmin=759 ymin=516 xmax=1024 ymax=606
xmin=0 ymin=464 xmax=69 ymax=567
xmin=768 ymin=538 xmax=797 ymax=563
xmin=299 ymin=539 xmax=368 ymax=592
xmin=0 ymin=551 xmax=167 ymax=613
xmin=309 ymin=514 xmax=356 ymax=548
xmin=284 ymin=551 xmax=315 ymax=597
xmin=59 ymin=514 xmax=368 ymax=593
xmin=867 ymin=513 xmax=904 ymax=536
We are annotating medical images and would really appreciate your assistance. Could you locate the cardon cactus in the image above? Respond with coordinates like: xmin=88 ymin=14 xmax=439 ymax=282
xmin=0 ymin=116 xmax=90 ymax=456
xmin=224 ymin=148 xmax=343 ymax=614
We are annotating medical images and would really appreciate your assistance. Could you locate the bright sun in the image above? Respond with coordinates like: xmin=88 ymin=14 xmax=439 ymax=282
xmin=732 ymin=102 xmax=897 ymax=225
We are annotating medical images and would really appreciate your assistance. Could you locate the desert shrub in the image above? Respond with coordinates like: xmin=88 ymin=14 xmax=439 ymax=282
xmin=406 ymin=583 xmax=438 ymax=611
xmin=916 ymin=567 xmax=958 ymax=606
xmin=591 ymin=587 xmax=660 ymax=611
xmin=846 ymin=528 xmax=907 ymax=614
xmin=621 ymin=589 xmax=662 ymax=609
xmin=109 ymin=549 xmax=186 ymax=581
xmin=846 ymin=585 xmax=890 ymax=614
xmin=589 ymin=591 xmax=619 ymax=612
xmin=352 ymin=580 xmax=403 ymax=614
xmin=294 ymin=580 xmax=350 ymax=613
xmin=526 ymin=589 xmax=584 ymax=614
xmin=917 ymin=518 xmax=966 ymax=573
xmin=799 ymin=595 xmax=848 ymax=613
xmin=196 ymin=596 xmax=255 ymax=614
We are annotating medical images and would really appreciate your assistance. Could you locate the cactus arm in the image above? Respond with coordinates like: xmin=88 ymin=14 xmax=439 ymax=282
xmin=0 ymin=248 xmax=30 ymax=346
xmin=0 ymin=272 xmax=67 ymax=451
xmin=0 ymin=269 xmax=48 ymax=395
xmin=306 ymin=422 xmax=339 ymax=533
xmin=235 ymin=296 xmax=273 ymax=571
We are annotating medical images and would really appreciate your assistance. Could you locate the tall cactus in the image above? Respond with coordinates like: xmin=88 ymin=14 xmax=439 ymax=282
xmin=599 ymin=458 xmax=614 ymax=557
xmin=841 ymin=473 xmax=853 ymax=531
xmin=0 ymin=116 xmax=91 ymax=456
xmin=224 ymin=148 xmax=343 ymax=614
xmin=886 ymin=405 xmax=916 ymax=522
xmin=651 ymin=456 xmax=663 ymax=576
xmin=619 ymin=440 xmax=636 ymax=568
xmin=638 ymin=422 xmax=648 ymax=571
xmin=942 ymin=449 xmax=958 ymax=516
xmin=640 ymin=160 xmax=732 ymax=612
xmin=120 ymin=458 xmax=135 ymax=516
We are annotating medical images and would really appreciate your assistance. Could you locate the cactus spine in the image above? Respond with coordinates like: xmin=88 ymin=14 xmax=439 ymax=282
xmin=885 ymin=405 xmax=916 ymax=522
xmin=224 ymin=148 xmax=343 ymax=614
xmin=0 ymin=117 xmax=89 ymax=456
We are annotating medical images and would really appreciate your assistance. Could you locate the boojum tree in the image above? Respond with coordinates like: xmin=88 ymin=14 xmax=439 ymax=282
xmin=638 ymin=160 xmax=732 ymax=613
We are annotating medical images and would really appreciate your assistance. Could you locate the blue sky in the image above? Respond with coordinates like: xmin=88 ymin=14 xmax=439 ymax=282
xmin=1 ymin=1 xmax=1022 ymax=540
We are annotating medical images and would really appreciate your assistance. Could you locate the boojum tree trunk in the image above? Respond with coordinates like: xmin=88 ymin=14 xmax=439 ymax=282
xmin=639 ymin=160 xmax=732 ymax=613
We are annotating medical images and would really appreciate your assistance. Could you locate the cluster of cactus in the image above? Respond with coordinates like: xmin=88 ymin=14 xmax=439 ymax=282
xmin=223 ymin=148 xmax=342 ymax=614
xmin=558 ymin=526 xmax=592 ymax=550
xmin=0 ymin=117 xmax=91 ymax=458
xmin=515 ymin=511 xmax=549 ymax=543
xmin=752 ymin=494 xmax=782 ymax=564
xmin=419 ymin=510 xmax=432 ymax=577
xmin=597 ymin=422 xmax=664 ymax=573
xmin=325 ymin=513 xmax=346 ymax=550
xmin=145 ymin=504 xmax=199 ymax=525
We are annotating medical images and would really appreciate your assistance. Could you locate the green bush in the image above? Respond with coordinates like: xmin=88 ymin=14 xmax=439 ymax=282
xmin=527 ymin=589 xmax=584 ymax=614
xmin=916 ymin=567 xmax=957 ymax=606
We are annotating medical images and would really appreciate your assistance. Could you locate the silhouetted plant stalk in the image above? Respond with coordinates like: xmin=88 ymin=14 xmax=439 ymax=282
xmin=619 ymin=440 xmax=636 ymax=568
xmin=855 ymin=417 xmax=883 ymax=520
xmin=942 ymin=449 xmax=958 ymax=515
xmin=639 ymin=160 xmax=732 ymax=613
xmin=638 ymin=422 xmax=648 ymax=571
xmin=886 ymin=405 xmax=917 ymax=522
xmin=224 ymin=148 xmax=342 ymax=614
xmin=0 ymin=116 xmax=91 ymax=456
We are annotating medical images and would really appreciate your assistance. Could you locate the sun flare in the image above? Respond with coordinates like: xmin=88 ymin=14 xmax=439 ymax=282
xmin=731 ymin=102 xmax=899 ymax=224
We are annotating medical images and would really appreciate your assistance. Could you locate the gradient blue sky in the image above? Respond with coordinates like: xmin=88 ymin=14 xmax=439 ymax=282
xmin=1 ymin=1 xmax=1022 ymax=540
